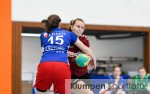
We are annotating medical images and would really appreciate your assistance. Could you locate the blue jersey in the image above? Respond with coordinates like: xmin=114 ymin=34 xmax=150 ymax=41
xmin=109 ymin=75 xmax=128 ymax=91
xmin=40 ymin=28 xmax=77 ymax=64
xmin=109 ymin=75 xmax=124 ymax=85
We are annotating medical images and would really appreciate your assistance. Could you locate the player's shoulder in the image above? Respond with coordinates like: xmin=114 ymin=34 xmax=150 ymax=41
xmin=41 ymin=31 xmax=47 ymax=35
xmin=66 ymin=31 xmax=77 ymax=38
xmin=59 ymin=28 xmax=72 ymax=34
xmin=40 ymin=32 xmax=48 ymax=39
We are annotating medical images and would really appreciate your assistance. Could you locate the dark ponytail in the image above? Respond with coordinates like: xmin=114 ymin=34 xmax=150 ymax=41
xmin=41 ymin=19 xmax=48 ymax=31
xmin=41 ymin=19 xmax=48 ymax=24
xmin=42 ymin=14 xmax=61 ymax=33
xmin=68 ymin=20 xmax=75 ymax=31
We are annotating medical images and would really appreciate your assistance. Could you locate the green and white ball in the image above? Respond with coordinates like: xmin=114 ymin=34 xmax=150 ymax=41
xmin=75 ymin=54 xmax=90 ymax=67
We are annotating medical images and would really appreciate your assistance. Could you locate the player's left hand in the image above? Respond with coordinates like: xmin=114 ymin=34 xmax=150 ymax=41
xmin=87 ymin=60 xmax=95 ymax=73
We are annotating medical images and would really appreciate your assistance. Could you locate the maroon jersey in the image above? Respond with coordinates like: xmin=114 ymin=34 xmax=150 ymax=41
xmin=68 ymin=35 xmax=90 ymax=76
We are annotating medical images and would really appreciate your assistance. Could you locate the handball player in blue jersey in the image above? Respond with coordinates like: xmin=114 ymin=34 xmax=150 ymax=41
xmin=34 ymin=14 xmax=96 ymax=94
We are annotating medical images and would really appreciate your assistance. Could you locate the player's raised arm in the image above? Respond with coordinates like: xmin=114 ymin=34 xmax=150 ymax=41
xmin=74 ymin=38 xmax=96 ymax=69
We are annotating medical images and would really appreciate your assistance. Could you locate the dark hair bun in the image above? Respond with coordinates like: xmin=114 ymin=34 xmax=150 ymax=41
xmin=70 ymin=20 xmax=74 ymax=25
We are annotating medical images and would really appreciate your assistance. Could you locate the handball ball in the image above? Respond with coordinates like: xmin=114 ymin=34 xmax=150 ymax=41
xmin=75 ymin=54 xmax=90 ymax=67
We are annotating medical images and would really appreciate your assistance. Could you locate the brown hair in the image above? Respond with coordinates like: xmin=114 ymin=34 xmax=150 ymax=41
xmin=68 ymin=18 xmax=85 ymax=31
xmin=113 ymin=66 xmax=121 ymax=71
xmin=41 ymin=14 xmax=61 ymax=33
xmin=138 ymin=67 xmax=146 ymax=72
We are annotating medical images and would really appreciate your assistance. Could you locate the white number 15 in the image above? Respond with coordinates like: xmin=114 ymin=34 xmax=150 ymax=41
xmin=48 ymin=36 xmax=64 ymax=45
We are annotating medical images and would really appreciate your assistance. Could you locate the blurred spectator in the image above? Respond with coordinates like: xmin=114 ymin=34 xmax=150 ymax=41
xmin=128 ymin=67 xmax=149 ymax=94
xmin=99 ymin=66 xmax=126 ymax=94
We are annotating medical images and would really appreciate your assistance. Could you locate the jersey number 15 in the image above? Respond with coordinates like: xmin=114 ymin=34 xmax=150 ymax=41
xmin=48 ymin=36 xmax=64 ymax=45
